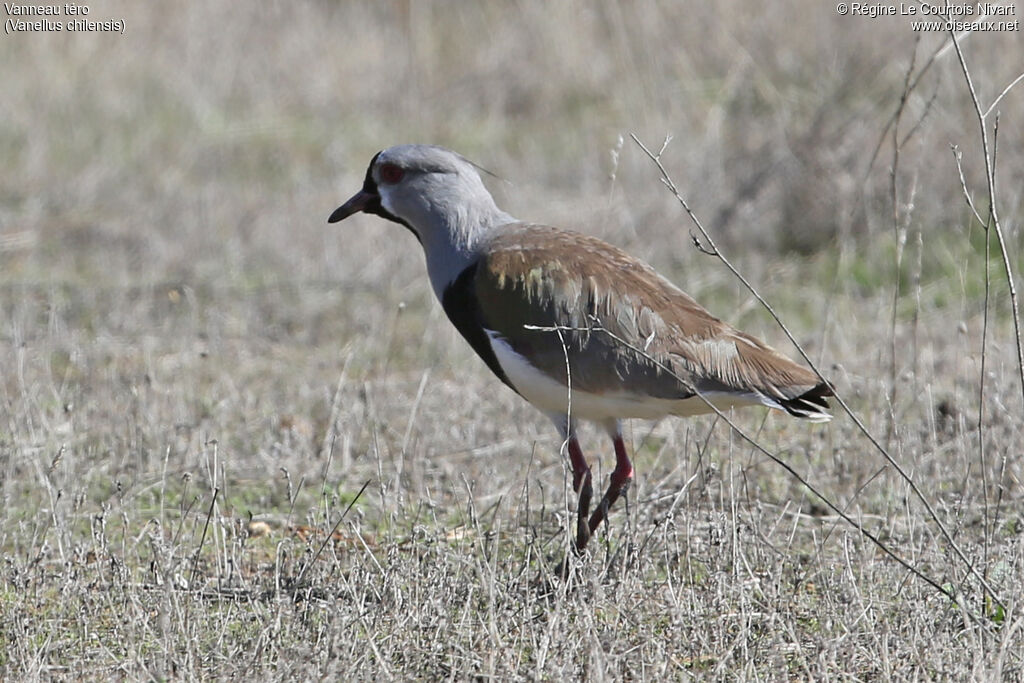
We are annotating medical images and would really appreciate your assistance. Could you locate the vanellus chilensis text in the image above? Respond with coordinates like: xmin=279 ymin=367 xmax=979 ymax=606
xmin=330 ymin=145 xmax=832 ymax=551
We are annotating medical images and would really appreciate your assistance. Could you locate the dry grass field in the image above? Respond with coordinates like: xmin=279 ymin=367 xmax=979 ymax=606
xmin=2 ymin=1 xmax=1023 ymax=679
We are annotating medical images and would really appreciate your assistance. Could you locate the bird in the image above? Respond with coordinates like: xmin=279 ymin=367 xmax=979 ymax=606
xmin=329 ymin=144 xmax=832 ymax=552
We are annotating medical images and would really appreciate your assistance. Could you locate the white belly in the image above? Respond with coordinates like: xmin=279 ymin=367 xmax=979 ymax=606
xmin=485 ymin=330 xmax=759 ymax=422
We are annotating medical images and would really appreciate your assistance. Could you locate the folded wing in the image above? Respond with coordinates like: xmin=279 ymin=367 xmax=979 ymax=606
xmin=463 ymin=224 xmax=832 ymax=421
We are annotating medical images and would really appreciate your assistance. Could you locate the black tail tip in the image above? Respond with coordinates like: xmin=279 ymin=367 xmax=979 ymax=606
xmin=780 ymin=381 xmax=834 ymax=421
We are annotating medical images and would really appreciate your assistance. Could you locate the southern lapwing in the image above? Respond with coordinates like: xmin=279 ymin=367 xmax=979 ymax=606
xmin=329 ymin=144 xmax=833 ymax=552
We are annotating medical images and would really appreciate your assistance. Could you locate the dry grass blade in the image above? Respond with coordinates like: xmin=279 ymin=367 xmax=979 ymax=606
xmin=292 ymin=479 xmax=371 ymax=589
xmin=189 ymin=487 xmax=219 ymax=589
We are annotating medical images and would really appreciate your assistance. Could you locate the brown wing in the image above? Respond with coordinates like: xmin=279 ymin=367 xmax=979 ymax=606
xmin=473 ymin=224 xmax=831 ymax=415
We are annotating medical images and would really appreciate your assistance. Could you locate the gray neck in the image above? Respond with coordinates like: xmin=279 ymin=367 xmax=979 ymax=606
xmin=412 ymin=202 xmax=515 ymax=300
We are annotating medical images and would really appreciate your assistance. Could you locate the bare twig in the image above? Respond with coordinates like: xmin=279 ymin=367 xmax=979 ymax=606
xmin=952 ymin=145 xmax=986 ymax=226
xmin=864 ymin=36 xmax=937 ymax=180
xmin=553 ymin=323 xmax=582 ymax=562
xmin=887 ymin=50 xmax=917 ymax=441
xmin=950 ymin=32 xmax=1020 ymax=597
xmin=899 ymin=86 xmax=939 ymax=150
xmin=979 ymin=184 xmax=993 ymax=573
xmin=189 ymin=487 xmax=219 ymax=589
xmin=631 ymin=133 xmax=1005 ymax=612
xmin=950 ymin=30 xmax=1024 ymax=412
xmin=983 ymin=71 xmax=1024 ymax=120
xmin=293 ymin=479 xmax=371 ymax=589
xmin=527 ymin=319 xmax=959 ymax=607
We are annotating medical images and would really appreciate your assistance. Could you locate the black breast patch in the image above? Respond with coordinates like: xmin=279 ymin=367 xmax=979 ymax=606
xmin=441 ymin=263 xmax=520 ymax=395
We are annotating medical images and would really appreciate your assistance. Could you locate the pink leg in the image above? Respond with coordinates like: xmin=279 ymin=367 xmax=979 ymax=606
xmin=588 ymin=432 xmax=634 ymax=535
xmin=566 ymin=436 xmax=594 ymax=552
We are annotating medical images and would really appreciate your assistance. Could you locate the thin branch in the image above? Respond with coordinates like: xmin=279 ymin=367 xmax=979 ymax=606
xmin=864 ymin=35 xmax=938 ymax=180
xmin=190 ymin=487 xmax=220 ymax=589
xmin=630 ymin=133 xmax=1006 ymax=613
xmin=952 ymin=144 xmax=987 ymax=226
xmin=293 ymin=479 xmax=371 ymax=589
xmin=983 ymin=70 xmax=1024 ymax=120
xmin=950 ymin=30 xmax=1024 ymax=416
xmin=988 ymin=117 xmax=1010 ymax=541
xmin=887 ymin=50 xmax=918 ymax=443
xmin=899 ymin=86 xmax=940 ymax=149
xmin=526 ymin=320 xmax=963 ymax=609
xmin=979 ymin=178 xmax=993 ymax=584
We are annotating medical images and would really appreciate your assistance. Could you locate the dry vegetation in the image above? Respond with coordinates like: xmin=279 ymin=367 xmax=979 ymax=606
xmin=1 ymin=1 xmax=1023 ymax=679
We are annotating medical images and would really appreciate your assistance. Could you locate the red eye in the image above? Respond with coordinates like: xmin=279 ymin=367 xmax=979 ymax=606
xmin=378 ymin=163 xmax=405 ymax=184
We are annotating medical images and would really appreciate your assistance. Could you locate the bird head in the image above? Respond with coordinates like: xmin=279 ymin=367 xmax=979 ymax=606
xmin=329 ymin=144 xmax=509 ymax=249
